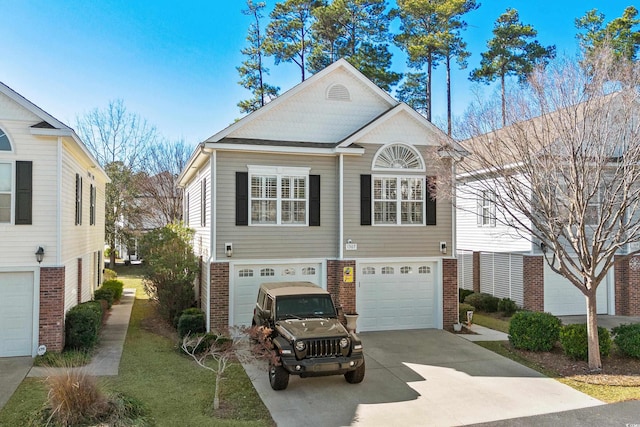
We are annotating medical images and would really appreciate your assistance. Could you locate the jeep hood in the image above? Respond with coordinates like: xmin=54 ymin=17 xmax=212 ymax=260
xmin=277 ymin=318 xmax=348 ymax=339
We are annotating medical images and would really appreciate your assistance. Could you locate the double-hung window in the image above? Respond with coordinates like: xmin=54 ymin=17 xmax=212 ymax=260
xmin=373 ymin=176 xmax=424 ymax=225
xmin=0 ymin=162 xmax=11 ymax=223
xmin=249 ymin=166 xmax=309 ymax=225
xmin=477 ymin=189 xmax=496 ymax=227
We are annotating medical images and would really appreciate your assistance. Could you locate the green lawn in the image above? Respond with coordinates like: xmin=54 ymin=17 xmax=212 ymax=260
xmin=0 ymin=269 xmax=273 ymax=426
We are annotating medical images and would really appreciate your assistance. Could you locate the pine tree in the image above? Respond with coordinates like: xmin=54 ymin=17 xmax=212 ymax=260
xmin=470 ymin=8 xmax=555 ymax=126
xmin=576 ymin=6 xmax=640 ymax=62
xmin=237 ymin=0 xmax=280 ymax=114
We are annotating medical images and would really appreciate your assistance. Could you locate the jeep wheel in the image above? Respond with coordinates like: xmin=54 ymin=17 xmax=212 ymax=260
xmin=344 ymin=360 xmax=365 ymax=384
xmin=269 ymin=362 xmax=289 ymax=390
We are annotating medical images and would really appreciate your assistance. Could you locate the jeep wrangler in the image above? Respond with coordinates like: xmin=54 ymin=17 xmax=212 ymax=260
xmin=253 ymin=281 xmax=365 ymax=390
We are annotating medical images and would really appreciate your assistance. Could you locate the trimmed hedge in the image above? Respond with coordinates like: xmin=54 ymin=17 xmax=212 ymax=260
xmin=177 ymin=308 xmax=206 ymax=338
xmin=103 ymin=268 xmax=117 ymax=281
xmin=94 ymin=287 xmax=115 ymax=309
xmin=464 ymin=292 xmax=499 ymax=312
xmin=459 ymin=289 xmax=474 ymax=304
xmin=559 ymin=323 xmax=611 ymax=360
xmin=101 ymin=279 xmax=124 ymax=302
xmin=509 ymin=311 xmax=561 ymax=351
xmin=498 ymin=298 xmax=518 ymax=316
xmin=612 ymin=323 xmax=640 ymax=359
xmin=459 ymin=303 xmax=475 ymax=323
xmin=65 ymin=301 xmax=103 ymax=350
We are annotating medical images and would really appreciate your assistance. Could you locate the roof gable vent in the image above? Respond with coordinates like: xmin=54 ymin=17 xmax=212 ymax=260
xmin=327 ymin=84 xmax=351 ymax=101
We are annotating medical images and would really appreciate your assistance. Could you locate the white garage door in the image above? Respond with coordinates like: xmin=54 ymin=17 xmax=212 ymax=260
xmin=544 ymin=263 xmax=610 ymax=315
xmin=0 ymin=272 xmax=34 ymax=357
xmin=232 ymin=262 xmax=323 ymax=326
xmin=357 ymin=262 xmax=437 ymax=332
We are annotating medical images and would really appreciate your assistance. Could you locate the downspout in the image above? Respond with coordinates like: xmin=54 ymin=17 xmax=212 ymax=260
xmin=207 ymin=149 xmax=216 ymax=332
xmin=57 ymin=137 xmax=63 ymax=265
xmin=339 ymin=153 xmax=344 ymax=260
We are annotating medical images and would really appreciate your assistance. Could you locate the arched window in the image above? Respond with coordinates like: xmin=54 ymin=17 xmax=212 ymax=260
xmin=0 ymin=128 xmax=11 ymax=151
xmin=373 ymin=143 xmax=424 ymax=171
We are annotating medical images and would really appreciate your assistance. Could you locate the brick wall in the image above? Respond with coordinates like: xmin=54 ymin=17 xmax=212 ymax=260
xmin=472 ymin=251 xmax=481 ymax=293
xmin=327 ymin=260 xmax=357 ymax=323
xmin=39 ymin=267 xmax=66 ymax=352
xmin=442 ymin=258 xmax=458 ymax=328
xmin=616 ymin=255 xmax=640 ymax=316
xmin=523 ymin=255 xmax=544 ymax=312
xmin=77 ymin=258 xmax=82 ymax=304
xmin=210 ymin=262 xmax=229 ymax=331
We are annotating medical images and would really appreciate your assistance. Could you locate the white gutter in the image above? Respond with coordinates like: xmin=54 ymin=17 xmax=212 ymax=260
xmin=206 ymin=150 xmax=216 ymax=332
xmin=339 ymin=154 xmax=344 ymax=260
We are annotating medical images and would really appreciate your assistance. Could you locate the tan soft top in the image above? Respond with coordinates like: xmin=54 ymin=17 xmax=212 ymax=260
xmin=260 ymin=281 xmax=329 ymax=297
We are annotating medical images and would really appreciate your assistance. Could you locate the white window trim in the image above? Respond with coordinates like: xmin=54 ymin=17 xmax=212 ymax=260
xmin=371 ymin=142 xmax=426 ymax=172
xmin=0 ymin=161 xmax=14 ymax=224
xmin=372 ymin=174 xmax=426 ymax=226
xmin=247 ymin=165 xmax=310 ymax=226
xmin=0 ymin=127 xmax=13 ymax=152
xmin=477 ymin=189 xmax=496 ymax=227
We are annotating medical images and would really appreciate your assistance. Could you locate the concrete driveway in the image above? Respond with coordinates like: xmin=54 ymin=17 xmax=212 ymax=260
xmin=243 ymin=329 xmax=602 ymax=427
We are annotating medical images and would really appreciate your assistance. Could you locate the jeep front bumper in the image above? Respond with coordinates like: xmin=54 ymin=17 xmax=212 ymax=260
xmin=280 ymin=353 xmax=365 ymax=377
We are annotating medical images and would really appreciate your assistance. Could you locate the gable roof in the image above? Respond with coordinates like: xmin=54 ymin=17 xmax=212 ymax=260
xmin=0 ymin=81 xmax=109 ymax=183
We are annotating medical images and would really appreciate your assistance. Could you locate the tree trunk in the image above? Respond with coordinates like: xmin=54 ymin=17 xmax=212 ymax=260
xmin=446 ymin=54 xmax=452 ymax=136
xmin=427 ymin=54 xmax=432 ymax=122
xmin=500 ymin=72 xmax=506 ymax=127
xmin=214 ymin=371 xmax=222 ymax=410
xmin=585 ymin=291 xmax=602 ymax=371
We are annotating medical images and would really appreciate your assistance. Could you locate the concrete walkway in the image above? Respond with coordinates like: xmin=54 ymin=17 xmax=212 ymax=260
xmin=459 ymin=324 xmax=509 ymax=341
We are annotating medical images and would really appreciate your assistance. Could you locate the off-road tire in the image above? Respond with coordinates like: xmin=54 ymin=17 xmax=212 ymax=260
xmin=344 ymin=360 xmax=365 ymax=384
xmin=269 ymin=362 xmax=289 ymax=390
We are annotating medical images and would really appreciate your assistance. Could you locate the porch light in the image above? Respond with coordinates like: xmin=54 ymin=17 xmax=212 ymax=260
xmin=35 ymin=246 xmax=45 ymax=264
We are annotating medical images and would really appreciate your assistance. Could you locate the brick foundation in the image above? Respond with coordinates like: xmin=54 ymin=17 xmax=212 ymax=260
xmin=472 ymin=251 xmax=481 ymax=293
xmin=327 ymin=260 xmax=357 ymax=324
xmin=443 ymin=258 xmax=458 ymax=328
xmin=77 ymin=258 xmax=82 ymax=304
xmin=615 ymin=255 xmax=640 ymax=316
xmin=523 ymin=256 xmax=544 ymax=312
xmin=39 ymin=267 xmax=66 ymax=352
xmin=210 ymin=262 xmax=229 ymax=331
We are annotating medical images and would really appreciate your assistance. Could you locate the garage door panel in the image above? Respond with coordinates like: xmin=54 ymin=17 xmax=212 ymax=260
xmin=0 ymin=272 xmax=34 ymax=357
xmin=357 ymin=262 xmax=437 ymax=332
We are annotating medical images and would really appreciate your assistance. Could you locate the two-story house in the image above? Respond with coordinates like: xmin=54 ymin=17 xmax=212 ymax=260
xmin=0 ymin=82 xmax=109 ymax=357
xmin=177 ymin=59 xmax=462 ymax=333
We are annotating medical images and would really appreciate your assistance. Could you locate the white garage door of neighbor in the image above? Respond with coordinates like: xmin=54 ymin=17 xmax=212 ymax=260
xmin=357 ymin=262 xmax=437 ymax=332
xmin=544 ymin=264 xmax=609 ymax=316
xmin=0 ymin=272 xmax=34 ymax=357
xmin=233 ymin=263 xmax=323 ymax=326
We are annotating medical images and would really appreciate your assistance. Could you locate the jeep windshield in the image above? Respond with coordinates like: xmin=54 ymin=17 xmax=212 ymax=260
xmin=275 ymin=295 xmax=337 ymax=320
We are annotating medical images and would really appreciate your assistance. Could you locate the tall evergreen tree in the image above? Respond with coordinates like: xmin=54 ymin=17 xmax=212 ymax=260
xmin=310 ymin=0 xmax=400 ymax=90
xmin=576 ymin=6 xmax=640 ymax=62
xmin=470 ymin=8 xmax=556 ymax=126
xmin=238 ymin=0 xmax=280 ymax=114
xmin=265 ymin=0 xmax=325 ymax=82
xmin=396 ymin=72 xmax=428 ymax=115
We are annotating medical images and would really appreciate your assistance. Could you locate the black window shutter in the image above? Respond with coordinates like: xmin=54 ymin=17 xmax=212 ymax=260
xmin=360 ymin=174 xmax=371 ymax=226
xmin=15 ymin=161 xmax=32 ymax=225
xmin=309 ymin=175 xmax=320 ymax=226
xmin=426 ymin=176 xmax=436 ymax=225
xmin=236 ymin=172 xmax=248 ymax=226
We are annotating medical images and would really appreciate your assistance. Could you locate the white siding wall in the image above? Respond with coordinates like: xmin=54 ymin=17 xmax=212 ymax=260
xmin=228 ymin=68 xmax=391 ymax=143
xmin=456 ymin=179 xmax=532 ymax=253
xmin=183 ymin=162 xmax=211 ymax=259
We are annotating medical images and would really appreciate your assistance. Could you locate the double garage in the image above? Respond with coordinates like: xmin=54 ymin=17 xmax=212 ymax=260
xmin=0 ymin=271 xmax=36 ymax=357
xmin=230 ymin=260 xmax=441 ymax=332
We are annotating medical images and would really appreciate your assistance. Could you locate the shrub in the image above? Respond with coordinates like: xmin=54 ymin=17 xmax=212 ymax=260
xmin=509 ymin=311 xmax=561 ymax=351
xmin=101 ymin=279 xmax=124 ymax=301
xmin=459 ymin=303 xmax=475 ymax=323
xmin=177 ymin=308 xmax=206 ymax=338
xmin=94 ymin=287 xmax=115 ymax=309
xmin=612 ymin=323 xmax=640 ymax=359
xmin=498 ymin=298 xmax=518 ymax=316
xmin=65 ymin=302 xmax=103 ymax=350
xmin=103 ymin=268 xmax=117 ymax=281
xmin=181 ymin=332 xmax=220 ymax=354
xmin=464 ymin=292 xmax=500 ymax=312
xmin=560 ymin=324 xmax=611 ymax=360
xmin=459 ymin=289 xmax=474 ymax=304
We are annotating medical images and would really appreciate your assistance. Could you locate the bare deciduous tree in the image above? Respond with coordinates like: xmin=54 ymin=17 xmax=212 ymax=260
xmin=458 ymin=49 xmax=640 ymax=370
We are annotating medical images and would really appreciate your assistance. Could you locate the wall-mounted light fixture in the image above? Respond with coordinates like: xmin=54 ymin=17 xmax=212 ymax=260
xmin=439 ymin=241 xmax=447 ymax=254
xmin=35 ymin=246 xmax=45 ymax=264
xmin=225 ymin=243 xmax=233 ymax=257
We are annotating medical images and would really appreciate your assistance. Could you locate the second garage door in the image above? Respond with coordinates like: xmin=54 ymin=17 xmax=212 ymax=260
xmin=232 ymin=262 xmax=323 ymax=326
xmin=356 ymin=261 xmax=438 ymax=332
xmin=0 ymin=271 xmax=35 ymax=357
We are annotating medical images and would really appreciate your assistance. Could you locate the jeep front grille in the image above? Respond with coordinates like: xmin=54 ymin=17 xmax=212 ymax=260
xmin=304 ymin=338 xmax=342 ymax=358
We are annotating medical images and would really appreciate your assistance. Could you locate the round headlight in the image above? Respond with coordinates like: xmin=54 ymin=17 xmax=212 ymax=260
xmin=340 ymin=337 xmax=350 ymax=349
xmin=295 ymin=340 xmax=306 ymax=351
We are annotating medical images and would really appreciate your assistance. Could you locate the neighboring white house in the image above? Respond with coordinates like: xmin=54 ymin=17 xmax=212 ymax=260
xmin=178 ymin=59 xmax=464 ymax=332
xmin=0 ymin=82 xmax=109 ymax=357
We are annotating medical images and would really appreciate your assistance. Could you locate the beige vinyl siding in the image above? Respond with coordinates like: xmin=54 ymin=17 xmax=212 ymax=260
xmin=0 ymin=120 xmax=58 ymax=266
xmin=215 ymin=151 xmax=338 ymax=260
xmin=343 ymin=144 xmax=453 ymax=258
xmin=183 ymin=163 xmax=211 ymax=259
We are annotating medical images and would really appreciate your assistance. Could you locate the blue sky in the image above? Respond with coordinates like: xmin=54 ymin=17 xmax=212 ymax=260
xmin=0 ymin=1 xmax=634 ymax=147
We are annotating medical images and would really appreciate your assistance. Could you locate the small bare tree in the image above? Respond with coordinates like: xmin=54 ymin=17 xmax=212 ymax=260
xmin=181 ymin=326 xmax=277 ymax=411
xmin=458 ymin=49 xmax=640 ymax=370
